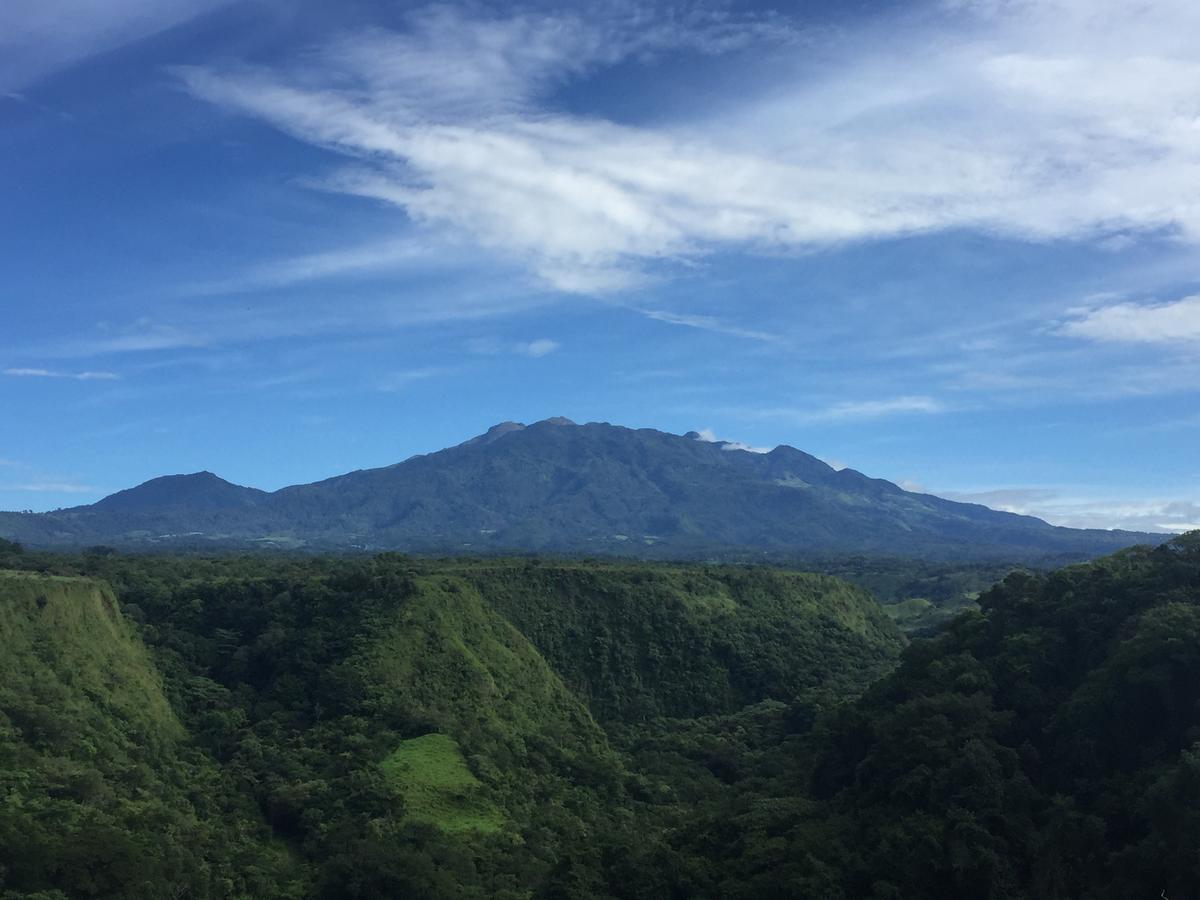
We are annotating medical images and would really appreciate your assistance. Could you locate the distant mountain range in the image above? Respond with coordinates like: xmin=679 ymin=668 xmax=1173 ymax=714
xmin=0 ymin=418 xmax=1165 ymax=561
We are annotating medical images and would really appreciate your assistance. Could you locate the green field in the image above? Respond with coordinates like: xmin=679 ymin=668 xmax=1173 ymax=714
xmin=381 ymin=733 xmax=505 ymax=833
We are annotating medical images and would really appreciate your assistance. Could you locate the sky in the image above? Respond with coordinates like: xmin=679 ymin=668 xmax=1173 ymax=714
xmin=1 ymin=0 xmax=1198 ymax=533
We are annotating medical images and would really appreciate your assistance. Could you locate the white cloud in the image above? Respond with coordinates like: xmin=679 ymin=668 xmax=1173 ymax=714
xmin=188 ymin=238 xmax=456 ymax=295
xmin=180 ymin=1 xmax=1200 ymax=294
xmin=4 ymin=367 xmax=120 ymax=381
xmin=815 ymin=396 xmax=945 ymax=421
xmin=1059 ymin=295 xmax=1200 ymax=344
xmin=2 ymin=481 xmax=95 ymax=493
xmin=468 ymin=336 xmax=561 ymax=357
xmin=517 ymin=338 xmax=560 ymax=358
xmin=941 ymin=487 xmax=1200 ymax=533
xmin=722 ymin=396 xmax=947 ymax=425
xmin=638 ymin=309 xmax=780 ymax=343
xmin=377 ymin=366 xmax=454 ymax=392
xmin=693 ymin=427 xmax=771 ymax=453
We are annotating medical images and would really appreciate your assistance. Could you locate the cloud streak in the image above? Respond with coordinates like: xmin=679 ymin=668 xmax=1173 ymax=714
xmin=637 ymin=309 xmax=781 ymax=344
xmin=4 ymin=367 xmax=120 ymax=381
xmin=516 ymin=339 xmax=560 ymax=358
xmin=1 ymin=481 xmax=96 ymax=493
xmin=0 ymin=0 xmax=229 ymax=91
xmin=813 ymin=396 xmax=946 ymax=422
xmin=941 ymin=487 xmax=1200 ymax=534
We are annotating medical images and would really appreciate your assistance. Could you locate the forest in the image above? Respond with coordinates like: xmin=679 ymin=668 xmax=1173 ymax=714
xmin=0 ymin=534 xmax=1197 ymax=899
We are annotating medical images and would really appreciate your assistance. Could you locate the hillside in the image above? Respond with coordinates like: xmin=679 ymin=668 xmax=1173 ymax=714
xmin=0 ymin=571 xmax=293 ymax=898
xmin=0 ymin=419 xmax=1163 ymax=562
xmin=449 ymin=560 xmax=902 ymax=721
xmin=625 ymin=531 xmax=1200 ymax=899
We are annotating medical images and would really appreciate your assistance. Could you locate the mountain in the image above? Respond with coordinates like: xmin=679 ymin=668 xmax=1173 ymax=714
xmin=0 ymin=418 xmax=1165 ymax=560
xmin=91 ymin=471 xmax=268 ymax=513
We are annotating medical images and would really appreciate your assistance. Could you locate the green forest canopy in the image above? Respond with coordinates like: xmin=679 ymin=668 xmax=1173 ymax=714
xmin=0 ymin=534 xmax=1196 ymax=899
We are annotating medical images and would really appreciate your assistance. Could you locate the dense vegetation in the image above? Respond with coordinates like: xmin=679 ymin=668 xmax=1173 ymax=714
xmin=1 ymin=533 xmax=1195 ymax=898
xmin=0 ymin=542 xmax=899 ymax=898
xmin=0 ymin=419 xmax=1160 ymax=561
xmin=619 ymin=532 xmax=1200 ymax=899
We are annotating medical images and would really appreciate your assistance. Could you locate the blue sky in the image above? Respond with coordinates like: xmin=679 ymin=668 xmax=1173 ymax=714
xmin=2 ymin=0 xmax=1198 ymax=532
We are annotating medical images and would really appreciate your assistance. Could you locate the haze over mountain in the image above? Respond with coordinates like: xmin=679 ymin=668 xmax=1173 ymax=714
xmin=0 ymin=419 xmax=1162 ymax=561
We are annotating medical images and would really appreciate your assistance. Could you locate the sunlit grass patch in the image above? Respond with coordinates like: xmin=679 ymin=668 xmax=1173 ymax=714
xmin=380 ymin=733 xmax=505 ymax=834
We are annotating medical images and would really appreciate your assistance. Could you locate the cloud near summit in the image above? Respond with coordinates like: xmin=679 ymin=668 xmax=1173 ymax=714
xmin=181 ymin=0 xmax=1200 ymax=294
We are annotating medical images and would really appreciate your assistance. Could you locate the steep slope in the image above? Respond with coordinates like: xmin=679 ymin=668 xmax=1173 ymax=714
xmin=0 ymin=571 xmax=290 ymax=899
xmin=0 ymin=418 xmax=1163 ymax=560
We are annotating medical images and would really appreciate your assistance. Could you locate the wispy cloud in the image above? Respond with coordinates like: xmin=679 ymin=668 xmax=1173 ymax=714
xmin=468 ymin=336 xmax=561 ymax=357
xmin=4 ymin=367 xmax=120 ymax=381
xmin=2 ymin=481 xmax=95 ymax=493
xmin=516 ymin=338 xmax=560 ymax=358
xmin=1059 ymin=295 xmax=1200 ymax=344
xmin=36 ymin=321 xmax=208 ymax=358
xmin=722 ymin=395 xmax=948 ymax=426
xmin=0 ymin=0 xmax=229 ymax=92
xmin=941 ymin=486 xmax=1200 ymax=534
xmin=187 ymin=238 xmax=464 ymax=295
xmin=180 ymin=1 xmax=1200 ymax=294
xmin=377 ymin=366 xmax=455 ymax=392
xmin=693 ymin=427 xmax=771 ymax=454
xmin=814 ymin=396 xmax=946 ymax=422
xmin=637 ymin=309 xmax=781 ymax=344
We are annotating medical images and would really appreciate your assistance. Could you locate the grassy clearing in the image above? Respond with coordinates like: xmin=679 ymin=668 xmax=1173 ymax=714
xmin=380 ymin=733 xmax=505 ymax=833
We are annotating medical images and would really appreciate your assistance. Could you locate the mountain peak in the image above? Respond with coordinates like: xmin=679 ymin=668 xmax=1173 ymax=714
xmin=538 ymin=416 xmax=576 ymax=426
xmin=464 ymin=421 xmax=527 ymax=447
xmin=92 ymin=471 xmax=265 ymax=513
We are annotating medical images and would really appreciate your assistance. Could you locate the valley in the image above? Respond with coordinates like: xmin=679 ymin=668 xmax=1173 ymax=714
xmin=1 ymin=534 xmax=1196 ymax=898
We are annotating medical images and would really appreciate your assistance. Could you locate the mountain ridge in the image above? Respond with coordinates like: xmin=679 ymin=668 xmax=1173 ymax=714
xmin=0 ymin=418 xmax=1165 ymax=561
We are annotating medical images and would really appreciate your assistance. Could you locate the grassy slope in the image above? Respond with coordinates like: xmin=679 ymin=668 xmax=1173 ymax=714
xmin=0 ymin=571 xmax=180 ymax=745
xmin=366 ymin=574 xmax=623 ymax=832
xmin=0 ymin=571 xmax=292 ymax=899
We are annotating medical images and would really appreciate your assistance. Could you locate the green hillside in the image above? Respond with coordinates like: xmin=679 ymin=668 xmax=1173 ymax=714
xmin=621 ymin=532 xmax=1200 ymax=899
xmin=0 ymin=549 xmax=907 ymax=899
xmin=453 ymin=560 xmax=903 ymax=721
xmin=0 ymin=571 xmax=292 ymax=899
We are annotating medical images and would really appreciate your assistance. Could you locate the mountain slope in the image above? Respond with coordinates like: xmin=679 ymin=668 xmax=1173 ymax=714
xmin=0 ymin=418 xmax=1163 ymax=561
